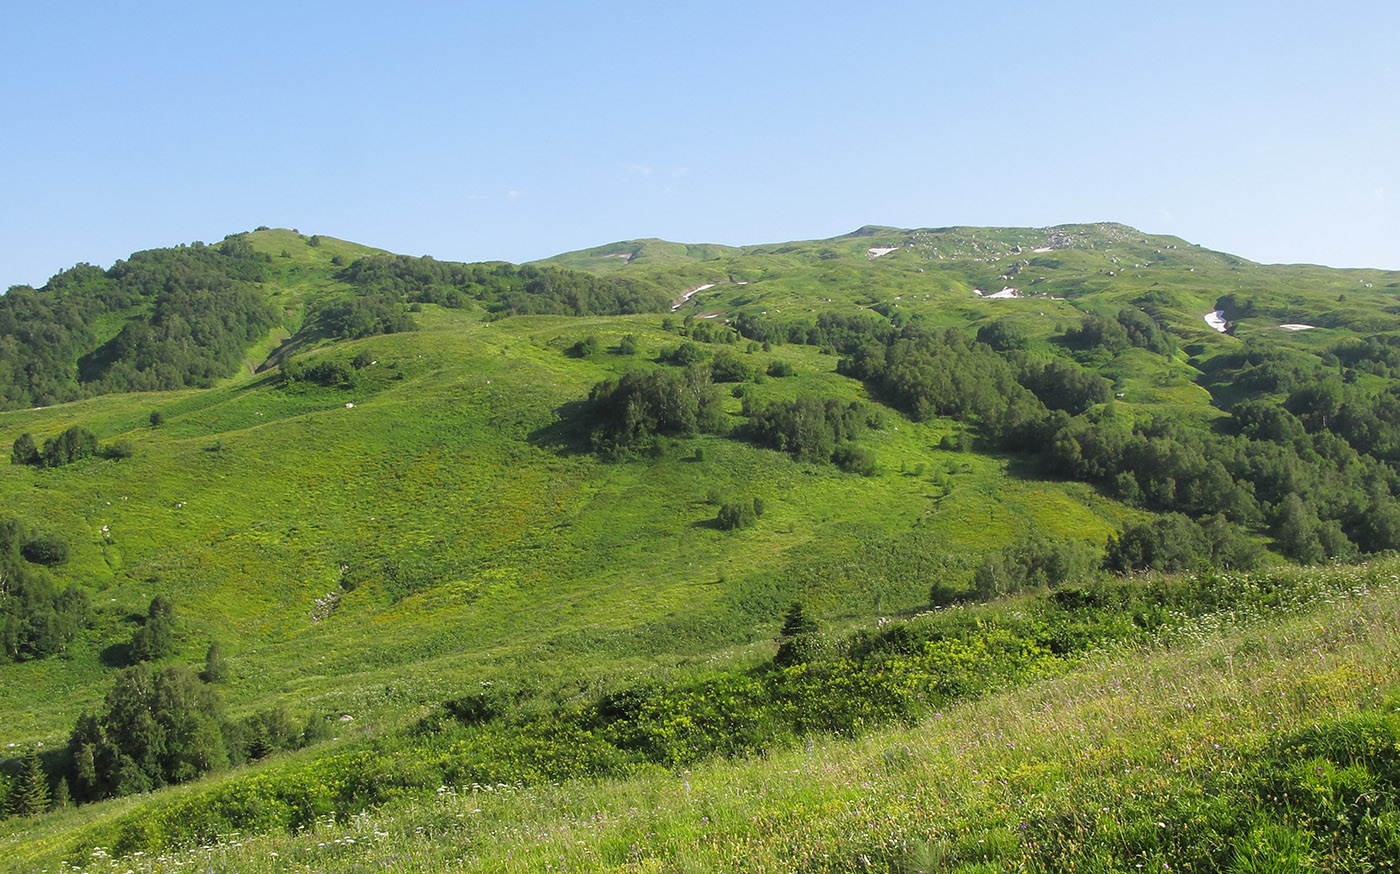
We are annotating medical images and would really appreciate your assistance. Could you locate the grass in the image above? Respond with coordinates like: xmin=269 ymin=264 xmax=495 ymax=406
xmin=0 ymin=302 xmax=1135 ymax=745
xmin=10 ymin=560 xmax=1397 ymax=873
xmin=4 ymin=221 xmax=1400 ymax=869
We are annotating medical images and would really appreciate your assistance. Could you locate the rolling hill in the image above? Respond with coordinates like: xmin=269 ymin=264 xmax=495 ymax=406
xmin=2 ymin=224 xmax=1399 ymax=871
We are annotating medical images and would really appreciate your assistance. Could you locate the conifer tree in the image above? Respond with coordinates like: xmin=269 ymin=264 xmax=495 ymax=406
xmin=14 ymin=754 xmax=49 ymax=816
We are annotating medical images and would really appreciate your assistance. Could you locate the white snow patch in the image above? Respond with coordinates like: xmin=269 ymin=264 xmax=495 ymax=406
xmin=1279 ymin=323 xmax=1316 ymax=331
xmin=671 ymin=283 xmax=716 ymax=311
xmin=1204 ymin=310 xmax=1229 ymax=333
xmin=972 ymin=288 xmax=985 ymax=296
xmin=1032 ymin=246 xmax=1053 ymax=253
xmin=985 ymin=287 xmax=1021 ymax=299
xmin=867 ymin=247 xmax=899 ymax=258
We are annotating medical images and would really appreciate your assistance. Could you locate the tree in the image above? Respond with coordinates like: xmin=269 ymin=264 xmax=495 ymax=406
xmin=41 ymin=426 xmax=98 ymax=468
xmin=13 ymin=754 xmax=49 ymax=816
xmin=10 ymin=433 xmax=38 ymax=466
xmin=1272 ymin=493 xmax=1325 ymax=565
xmin=202 ymin=640 xmax=228 ymax=684
xmin=780 ymin=601 xmax=818 ymax=637
xmin=710 ymin=350 xmax=754 ymax=383
xmin=20 ymin=533 xmax=68 ymax=566
xmin=775 ymin=602 xmax=825 ymax=666
xmin=717 ymin=498 xmax=762 ymax=530
xmin=977 ymin=318 xmax=1029 ymax=351
xmin=130 ymin=596 xmax=176 ymax=661
xmin=67 ymin=664 xmax=228 ymax=802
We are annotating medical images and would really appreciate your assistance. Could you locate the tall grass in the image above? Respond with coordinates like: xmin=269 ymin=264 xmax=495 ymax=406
xmin=10 ymin=562 xmax=1399 ymax=873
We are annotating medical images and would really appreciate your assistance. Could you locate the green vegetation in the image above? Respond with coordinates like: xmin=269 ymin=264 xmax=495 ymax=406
xmin=2 ymin=222 xmax=1400 ymax=870
xmin=0 ymin=239 xmax=277 ymax=408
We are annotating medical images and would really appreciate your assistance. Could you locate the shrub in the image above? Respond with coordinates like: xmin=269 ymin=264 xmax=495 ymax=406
xmin=41 ymin=426 xmax=98 ymax=467
xmin=130 ymin=596 xmax=177 ymax=662
xmin=202 ymin=641 xmax=228 ymax=684
xmin=766 ymin=359 xmax=796 ymax=377
xmin=717 ymin=498 xmax=763 ymax=530
xmin=710 ymin=350 xmax=755 ymax=383
xmin=10 ymin=433 xmax=38 ymax=466
xmin=568 ymin=335 xmax=600 ymax=358
xmin=20 ymin=533 xmax=68 ymax=566
xmin=833 ymin=442 xmax=878 ymax=476
xmin=101 ymin=440 xmax=135 ymax=460
xmin=148 ymin=410 xmax=164 ymax=427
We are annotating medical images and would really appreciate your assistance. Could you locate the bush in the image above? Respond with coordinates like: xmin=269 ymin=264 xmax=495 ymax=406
xmin=833 ymin=442 xmax=878 ymax=476
xmin=101 ymin=440 xmax=135 ymax=460
xmin=148 ymin=410 xmax=164 ymax=427
xmin=11 ymin=433 xmax=38 ymax=465
xmin=766 ymin=359 xmax=796 ymax=377
xmin=20 ymin=533 xmax=68 ymax=566
xmin=617 ymin=334 xmax=640 ymax=356
xmin=717 ymin=498 xmax=763 ymax=530
xmin=130 ymin=596 xmax=177 ymax=662
xmin=568 ymin=335 xmax=600 ymax=358
xmin=710 ymin=350 xmax=755 ymax=383
xmin=67 ymin=663 xmax=228 ymax=801
xmin=41 ymin=426 xmax=98 ymax=467
xmin=202 ymin=641 xmax=228 ymax=684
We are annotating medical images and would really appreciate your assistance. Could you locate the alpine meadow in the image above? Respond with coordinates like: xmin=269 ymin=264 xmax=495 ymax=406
xmin=4 ymin=223 xmax=1400 ymax=873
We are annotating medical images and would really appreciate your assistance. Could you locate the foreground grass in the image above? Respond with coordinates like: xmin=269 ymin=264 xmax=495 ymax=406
xmin=13 ymin=561 xmax=1400 ymax=873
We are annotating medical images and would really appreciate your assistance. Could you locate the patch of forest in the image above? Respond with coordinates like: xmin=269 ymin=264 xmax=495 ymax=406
xmin=0 ymin=238 xmax=276 ymax=409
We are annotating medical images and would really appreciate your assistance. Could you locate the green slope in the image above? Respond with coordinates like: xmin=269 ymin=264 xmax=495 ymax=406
xmin=3 ymin=222 xmax=1400 ymax=867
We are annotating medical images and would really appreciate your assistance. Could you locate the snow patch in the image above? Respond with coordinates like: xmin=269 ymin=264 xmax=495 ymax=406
xmin=985 ymin=287 xmax=1021 ymax=299
xmin=867 ymin=247 xmax=899 ymax=258
xmin=1032 ymin=246 xmax=1053 ymax=253
xmin=1278 ymin=323 xmax=1316 ymax=332
xmin=671 ymin=283 xmax=716 ymax=311
xmin=1204 ymin=310 xmax=1228 ymax=333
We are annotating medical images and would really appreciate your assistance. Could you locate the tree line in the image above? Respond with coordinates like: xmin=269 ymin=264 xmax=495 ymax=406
xmin=337 ymin=254 xmax=672 ymax=317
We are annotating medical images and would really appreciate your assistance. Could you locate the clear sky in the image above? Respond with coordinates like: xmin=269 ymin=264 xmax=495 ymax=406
xmin=3 ymin=0 xmax=1396 ymax=287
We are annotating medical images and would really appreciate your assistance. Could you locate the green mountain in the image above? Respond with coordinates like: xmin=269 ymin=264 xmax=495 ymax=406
xmin=2 ymin=224 xmax=1399 ymax=871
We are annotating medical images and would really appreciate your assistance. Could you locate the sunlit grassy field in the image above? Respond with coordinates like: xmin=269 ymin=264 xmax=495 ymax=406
xmin=4 ymin=223 xmax=1400 ymax=871
xmin=9 ymin=560 xmax=1396 ymax=873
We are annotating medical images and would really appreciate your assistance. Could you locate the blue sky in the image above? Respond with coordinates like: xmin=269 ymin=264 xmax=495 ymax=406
xmin=2 ymin=0 xmax=1396 ymax=286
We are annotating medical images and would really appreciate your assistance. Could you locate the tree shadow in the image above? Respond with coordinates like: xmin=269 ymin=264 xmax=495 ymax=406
xmin=527 ymin=400 xmax=593 ymax=456
xmin=99 ymin=641 xmax=133 ymax=668
xmin=255 ymin=322 xmax=333 ymax=374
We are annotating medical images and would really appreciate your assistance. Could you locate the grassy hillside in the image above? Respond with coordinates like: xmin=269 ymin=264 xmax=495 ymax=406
xmin=5 ymin=560 xmax=1398 ymax=872
xmin=3 ymin=223 xmax=1400 ymax=869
